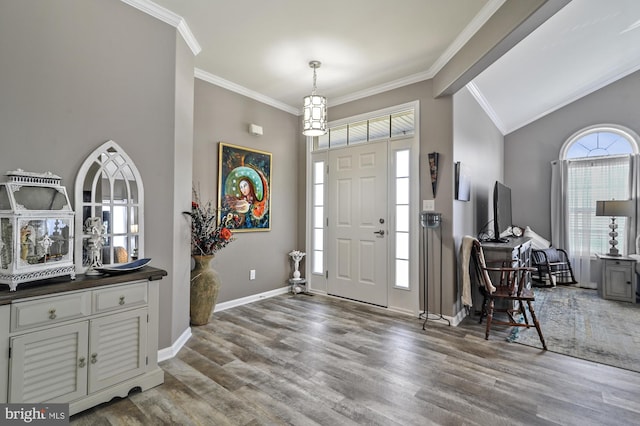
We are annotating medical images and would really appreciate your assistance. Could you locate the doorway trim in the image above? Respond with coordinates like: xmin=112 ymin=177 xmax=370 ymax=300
xmin=305 ymin=101 xmax=420 ymax=315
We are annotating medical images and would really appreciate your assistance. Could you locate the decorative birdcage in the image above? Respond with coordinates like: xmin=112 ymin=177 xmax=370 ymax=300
xmin=0 ymin=170 xmax=75 ymax=290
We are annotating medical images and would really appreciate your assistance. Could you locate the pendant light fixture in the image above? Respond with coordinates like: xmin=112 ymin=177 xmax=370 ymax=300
xmin=302 ymin=60 xmax=327 ymax=136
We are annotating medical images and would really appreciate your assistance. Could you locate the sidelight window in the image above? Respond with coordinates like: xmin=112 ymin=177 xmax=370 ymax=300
xmin=394 ymin=149 xmax=410 ymax=288
xmin=312 ymin=160 xmax=325 ymax=274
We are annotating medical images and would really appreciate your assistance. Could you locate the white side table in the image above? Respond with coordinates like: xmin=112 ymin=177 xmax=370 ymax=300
xmin=597 ymin=254 xmax=637 ymax=303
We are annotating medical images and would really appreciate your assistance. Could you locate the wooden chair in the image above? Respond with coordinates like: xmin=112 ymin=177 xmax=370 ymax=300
xmin=471 ymin=239 xmax=547 ymax=350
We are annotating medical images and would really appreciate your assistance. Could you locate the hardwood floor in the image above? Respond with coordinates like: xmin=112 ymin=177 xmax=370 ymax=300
xmin=71 ymin=293 xmax=640 ymax=425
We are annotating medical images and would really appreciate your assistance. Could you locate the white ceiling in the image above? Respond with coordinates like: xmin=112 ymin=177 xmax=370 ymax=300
xmin=131 ymin=0 xmax=640 ymax=135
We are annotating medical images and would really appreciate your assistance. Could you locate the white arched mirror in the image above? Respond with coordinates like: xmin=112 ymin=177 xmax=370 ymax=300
xmin=74 ymin=140 xmax=144 ymax=273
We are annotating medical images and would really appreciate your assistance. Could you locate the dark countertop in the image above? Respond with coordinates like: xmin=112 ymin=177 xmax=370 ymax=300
xmin=0 ymin=266 xmax=167 ymax=305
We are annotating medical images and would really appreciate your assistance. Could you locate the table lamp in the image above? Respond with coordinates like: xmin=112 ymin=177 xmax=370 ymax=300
xmin=595 ymin=199 xmax=634 ymax=256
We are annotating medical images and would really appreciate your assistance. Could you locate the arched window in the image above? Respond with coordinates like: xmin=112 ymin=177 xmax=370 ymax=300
xmin=561 ymin=125 xmax=638 ymax=257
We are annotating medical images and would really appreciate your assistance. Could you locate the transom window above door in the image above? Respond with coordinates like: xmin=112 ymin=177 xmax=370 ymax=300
xmin=312 ymin=109 xmax=414 ymax=151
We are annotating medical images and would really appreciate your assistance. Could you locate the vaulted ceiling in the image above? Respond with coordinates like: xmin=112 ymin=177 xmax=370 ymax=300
xmin=471 ymin=0 xmax=640 ymax=134
xmin=130 ymin=0 xmax=640 ymax=135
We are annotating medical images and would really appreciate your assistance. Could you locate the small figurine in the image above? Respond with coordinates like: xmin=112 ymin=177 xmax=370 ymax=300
xmin=84 ymin=217 xmax=106 ymax=275
xmin=20 ymin=225 xmax=34 ymax=260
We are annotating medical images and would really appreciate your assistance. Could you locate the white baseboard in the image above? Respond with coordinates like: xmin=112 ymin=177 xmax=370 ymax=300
xmin=158 ymin=285 xmax=290 ymax=361
xmin=158 ymin=326 xmax=192 ymax=362
xmin=449 ymin=309 xmax=467 ymax=326
xmin=215 ymin=285 xmax=290 ymax=312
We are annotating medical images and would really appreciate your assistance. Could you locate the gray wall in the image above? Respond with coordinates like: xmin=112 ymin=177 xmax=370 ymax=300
xmin=171 ymin=33 xmax=195 ymax=347
xmin=505 ymin=69 xmax=640 ymax=240
xmin=452 ymin=86 xmax=504 ymax=312
xmin=0 ymin=0 xmax=192 ymax=349
xmin=453 ymin=87 xmax=504 ymax=239
xmin=192 ymin=79 xmax=300 ymax=303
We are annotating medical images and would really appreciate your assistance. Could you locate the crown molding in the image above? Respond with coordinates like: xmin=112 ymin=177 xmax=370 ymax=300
xmin=121 ymin=0 xmax=201 ymax=56
xmin=330 ymin=0 xmax=505 ymax=109
xmin=329 ymin=70 xmax=434 ymax=108
xmin=195 ymin=68 xmax=300 ymax=116
xmin=466 ymin=81 xmax=507 ymax=135
xmin=175 ymin=19 xmax=201 ymax=56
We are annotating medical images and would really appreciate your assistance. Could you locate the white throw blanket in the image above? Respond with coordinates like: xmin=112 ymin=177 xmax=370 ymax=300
xmin=460 ymin=236 xmax=476 ymax=307
xmin=460 ymin=236 xmax=496 ymax=308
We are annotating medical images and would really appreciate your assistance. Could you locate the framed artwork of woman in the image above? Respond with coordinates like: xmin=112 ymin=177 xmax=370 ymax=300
xmin=217 ymin=142 xmax=272 ymax=232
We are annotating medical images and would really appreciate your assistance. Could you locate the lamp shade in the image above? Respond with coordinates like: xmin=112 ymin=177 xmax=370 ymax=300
xmin=302 ymin=94 xmax=327 ymax=136
xmin=595 ymin=200 xmax=633 ymax=217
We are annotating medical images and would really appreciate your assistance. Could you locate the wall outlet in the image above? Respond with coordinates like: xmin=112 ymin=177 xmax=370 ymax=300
xmin=250 ymin=269 xmax=256 ymax=280
xmin=423 ymin=199 xmax=435 ymax=211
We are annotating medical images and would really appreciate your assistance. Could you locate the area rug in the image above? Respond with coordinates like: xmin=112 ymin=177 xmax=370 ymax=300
xmin=511 ymin=286 xmax=640 ymax=372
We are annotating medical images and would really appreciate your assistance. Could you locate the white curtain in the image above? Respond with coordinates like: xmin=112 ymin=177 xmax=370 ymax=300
xmin=629 ymin=154 xmax=640 ymax=253
xmin=551 ymin=159 xmax=592 ymax=287
xmin=550 ymin=160 xmax=568 ymax=249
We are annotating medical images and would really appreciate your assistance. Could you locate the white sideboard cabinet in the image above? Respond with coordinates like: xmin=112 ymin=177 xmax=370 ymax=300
xmin=0 ymin=266 xmax=167 ymax=415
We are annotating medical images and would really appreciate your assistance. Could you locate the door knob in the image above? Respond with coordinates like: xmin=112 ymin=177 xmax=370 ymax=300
xmin=373 ymin=230 xmax=385 ymax=236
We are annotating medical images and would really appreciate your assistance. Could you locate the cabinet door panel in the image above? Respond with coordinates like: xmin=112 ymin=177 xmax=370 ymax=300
xmin=604 ymin=263 xmax=633 ymax=301
xmin=88 ymin=308 xmax=147 ymax=393
xmin=9 ymin=322 xmax=88 ymax=403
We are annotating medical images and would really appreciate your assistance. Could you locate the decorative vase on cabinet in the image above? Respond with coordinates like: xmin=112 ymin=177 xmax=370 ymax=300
xmin=190 ymin=255 xmax=220 ymax=325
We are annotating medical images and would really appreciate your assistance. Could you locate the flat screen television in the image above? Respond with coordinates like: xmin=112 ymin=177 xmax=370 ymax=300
xmin=493 ymin=181 xmax=512 ymax=243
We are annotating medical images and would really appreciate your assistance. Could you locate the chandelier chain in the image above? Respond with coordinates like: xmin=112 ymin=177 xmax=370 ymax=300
xmin=312 ymin=67 xmax=317 ymax=95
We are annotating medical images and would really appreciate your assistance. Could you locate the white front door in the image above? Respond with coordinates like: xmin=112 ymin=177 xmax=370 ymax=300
xmin=327 ymin=141 xmax=388 ymax=306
